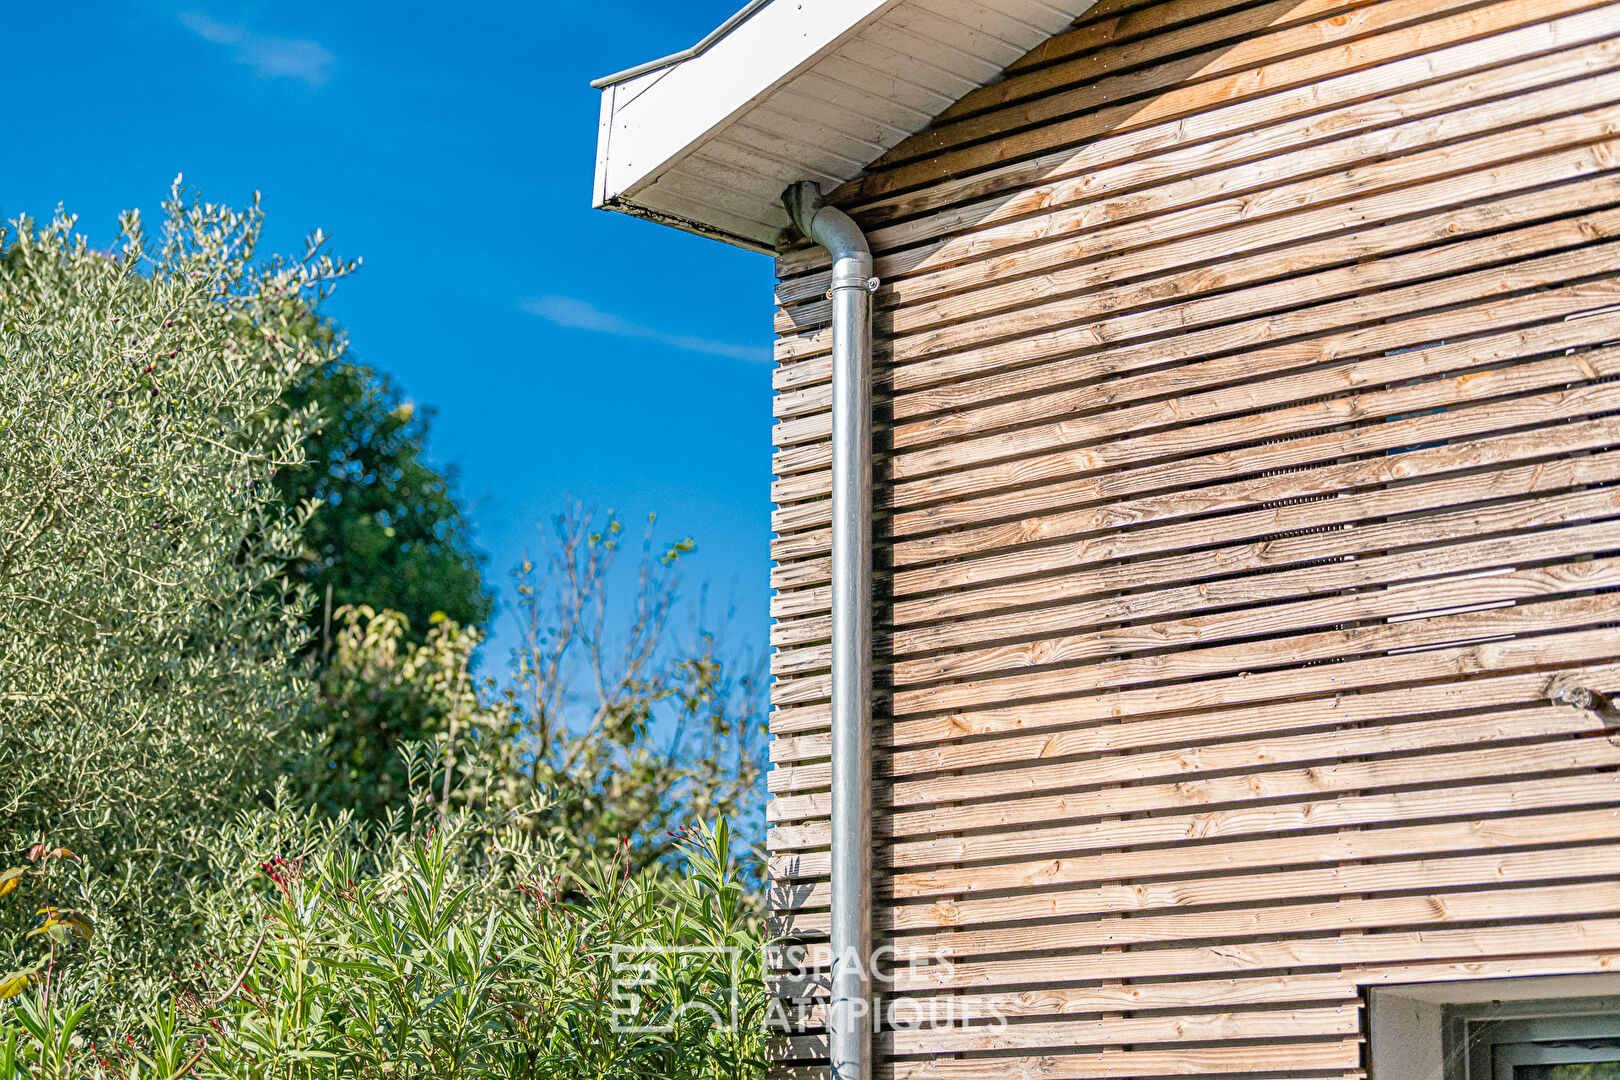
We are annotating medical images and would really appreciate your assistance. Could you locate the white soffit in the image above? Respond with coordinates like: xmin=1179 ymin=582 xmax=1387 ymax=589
xmin=592 ymin=0 xmax=1096 ymax=252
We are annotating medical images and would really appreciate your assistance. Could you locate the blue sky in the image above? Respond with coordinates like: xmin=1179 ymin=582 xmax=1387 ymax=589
xmin=3 ymin=0 xmax=777 ymax=667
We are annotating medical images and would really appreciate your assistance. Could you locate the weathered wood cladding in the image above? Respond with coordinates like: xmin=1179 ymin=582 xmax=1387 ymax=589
xmin=765 ymin=0 xmax=1620 ymax=1075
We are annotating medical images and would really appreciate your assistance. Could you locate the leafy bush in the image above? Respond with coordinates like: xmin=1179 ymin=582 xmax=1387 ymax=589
xmin=0 ymin=183 xmax=352 ymax=991
xmin=302 ymin=505 xmax=769 ymax=859
xmin=0 ymin=847 xmax=99 ymax=1080
xmin=193 ymin=819 xmax=762 ymax=1079
xmin=506 ymin=505 xmax=767 ymax=868
xmin=277 ymin=359 xmax=492 ymax=643
xmin=0 ymin=775 xmax=765 ymax=1080
xmin=300 ymin=607 xmax=523 ymax=820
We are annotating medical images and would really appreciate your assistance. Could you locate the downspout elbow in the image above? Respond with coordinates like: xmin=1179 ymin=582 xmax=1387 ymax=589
xmin=783 ymin=181 xmax=872 ymax=286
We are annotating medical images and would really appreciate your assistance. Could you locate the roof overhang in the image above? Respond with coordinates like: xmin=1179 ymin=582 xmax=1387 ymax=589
xmin=591 ymin=0 xmax=1096 ymax=252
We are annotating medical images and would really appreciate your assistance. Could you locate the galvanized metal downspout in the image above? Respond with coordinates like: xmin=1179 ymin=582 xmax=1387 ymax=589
xmin=782 ymin=181 xmax=874 ymax=1080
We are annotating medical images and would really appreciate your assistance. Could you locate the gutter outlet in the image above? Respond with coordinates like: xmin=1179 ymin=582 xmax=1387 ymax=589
xmin=781 ymin=180 xmax=874 ymax=1080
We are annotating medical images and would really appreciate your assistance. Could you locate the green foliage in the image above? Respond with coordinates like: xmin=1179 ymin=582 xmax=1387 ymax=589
xmin=300 ymin=607 xmax=523 ymax=820
xmin=277 ymin=360 xmax=491 ymax=642
xmin=0 ymin=183 xmax=352 ymax=987
xmin=169 ymin=808 xmax=763 ymax=1080
xmin=0 ymin=848 xmax=99 ymax=1080
xmin=0 ymin=184 xmax=772 ymax=1077
xmin=298 ymin=503 xmax=768 ymax=855
xmin=506 ymin=505 xmax=767 ymax=869
xmin=0 ymin=778 xmax=766 ymax=1080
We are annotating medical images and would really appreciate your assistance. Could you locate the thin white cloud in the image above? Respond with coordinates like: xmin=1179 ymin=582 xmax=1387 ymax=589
xmin=523 ymin=295 xmax=770 ymax=363
xmin=179 ymin=11 xmax=335 ymax=88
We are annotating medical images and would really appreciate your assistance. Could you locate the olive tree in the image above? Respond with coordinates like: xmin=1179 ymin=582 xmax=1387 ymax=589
xmin=0 ymin=181 xmax=353 ymax=989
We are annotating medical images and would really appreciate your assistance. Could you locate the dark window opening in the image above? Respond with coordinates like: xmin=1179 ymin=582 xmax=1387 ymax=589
xmin=1446 ymin=999 xmax=1620 ymax=1080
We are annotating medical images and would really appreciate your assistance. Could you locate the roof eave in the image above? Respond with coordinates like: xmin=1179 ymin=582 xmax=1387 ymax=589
xmin=590 ymin=0 xmax=1099 ymax=251
xmin=591 ymin=0 xmax=905 ymax=251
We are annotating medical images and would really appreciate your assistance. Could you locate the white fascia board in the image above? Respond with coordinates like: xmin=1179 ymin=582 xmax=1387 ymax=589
xmin=595 ymin=0 xmax=906 ymax=212
xmin=593 ymin=66 xmax=665 ymax=209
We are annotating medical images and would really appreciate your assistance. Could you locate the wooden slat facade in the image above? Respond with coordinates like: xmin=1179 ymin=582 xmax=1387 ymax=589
xmin=765 ymin=0 xmax=1620 ymax=1075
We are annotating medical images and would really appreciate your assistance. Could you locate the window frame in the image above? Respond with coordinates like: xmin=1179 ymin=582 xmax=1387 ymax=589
xmin=1368 ymin=973 xmax=1620 ymax=1080
xmin=1442 ymin=998 xmax=1620 ymax=1080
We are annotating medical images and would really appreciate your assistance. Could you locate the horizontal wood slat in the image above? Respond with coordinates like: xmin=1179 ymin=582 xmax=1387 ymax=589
xmin=773 ymin=415 xmax=1620 ymax=608
xmin=875 ymin=1003 xmax=1361 ymax=1056
xmin=770 ymin=669 xmax=1620 ymax=802
xmin=774 ymin=478 xmax=1620 ymax=648
xmin=770 ymin=765 xmax=1620 ymax=880
xmin=881 ymin=407 xmax=1620 ymax=573
xmin=774 ymin=2 xmax=1620 ymax=278
xmin=827 ymin=0 xmax=1618 ymax=208
xmin=770 ymin=915 xmax=1620 ymax=997
xmin=780 ymin=1003 xmax=1366 ymax=1057
xmin=774 ymin=877 xmax=1620 ymax=973
xmin=875 ymin=0 xmax=1552 ymax=170
xmin=771 ymin=653 xmax=1620 ymax=775
xmin=782 ymin=213 xmax=1619 ymax=441
xmin=778 ymin=67 xmax=1620 ymax=328
xmin=772 ymin=238 xmax=1620 ymax=459
xmin=774 ymin=567 xmax=1620 ymax=711
xmin=770 ymin=622 xmax=1620 ymax=760
xmin=778 ymin=952 xmax=1620 ymax=1030
xmin=775 ymin=843 xmax=1620 ymax=938
xmin=775 ymin=1040 xmax=1363 ymax=1079
xmin=770 ymin=803 xmax=1620 ymax=913
xmin=771 ymin=514 xmax=1620 ymax=678
xmin=770 ymin=206 xmax=1620 ymax=391
xmin=928 ymin=0 xmax=1380 ymax=130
